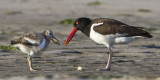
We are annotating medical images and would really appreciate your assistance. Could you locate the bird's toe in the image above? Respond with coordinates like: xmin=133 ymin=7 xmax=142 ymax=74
xmin=96 ymin=68 xmax=111 ymax=71
xmin=30 ymin=69 xmax=38 ymax=71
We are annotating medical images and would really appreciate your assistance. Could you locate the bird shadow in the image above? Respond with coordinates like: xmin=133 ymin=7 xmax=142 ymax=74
xmin=0 ymin=49 xmax=11 ymax=53
xmin=60 ymin=50 xmax=83 ymax=54
xmin=115 ymin=60 xmax=135 ymax=63
xmin=139 ymin=45 xmax=160 ymax=49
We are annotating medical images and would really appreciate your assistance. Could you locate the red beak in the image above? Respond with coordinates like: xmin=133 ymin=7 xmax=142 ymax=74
xmin=65 ymin=27 xmax=77 ymax=45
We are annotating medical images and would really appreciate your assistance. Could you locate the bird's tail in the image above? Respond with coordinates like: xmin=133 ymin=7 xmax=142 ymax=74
xmin=140 ymin=30 xmax=153 ymax=38
xmin=133 ymin=26 xmax=153 ymax=38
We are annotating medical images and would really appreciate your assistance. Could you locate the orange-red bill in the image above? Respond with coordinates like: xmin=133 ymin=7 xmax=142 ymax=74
xmin=65 ymin=27 xmax=77 ymax=45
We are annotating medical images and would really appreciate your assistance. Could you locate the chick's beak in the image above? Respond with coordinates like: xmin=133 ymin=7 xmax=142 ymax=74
xmin=51 ymin=36 xmax=60 ymax=45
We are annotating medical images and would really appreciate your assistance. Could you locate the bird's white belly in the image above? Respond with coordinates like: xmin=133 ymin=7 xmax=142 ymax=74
xmin=115 ymin=36 xmax=139 ymax=44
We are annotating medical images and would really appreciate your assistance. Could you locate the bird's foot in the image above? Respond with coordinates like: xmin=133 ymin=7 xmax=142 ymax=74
xmin=96 ymin=68 xmax=110 ymax=71
xmin=30 ymin=68 xmax=38 ymax=71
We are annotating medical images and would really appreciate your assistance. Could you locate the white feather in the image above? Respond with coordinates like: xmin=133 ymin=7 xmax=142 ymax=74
xmin=91 ymin=23 xmax=103 ymax=27
xmin=24 ymin=37 xmax=40 ymax=44
xmin=12 ymin=44 xmax=30 ymax=54
xmin=115 ymin=33 xmax=128 ymax=37
xmin=115 ymin=36 xmax=140 ymax=44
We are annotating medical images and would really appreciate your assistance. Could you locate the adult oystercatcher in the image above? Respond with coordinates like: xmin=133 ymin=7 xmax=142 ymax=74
xmin=65 ymin=17 xmax=152 ymax=70
xmin=11 ymin=30 xmax=60 ymax=71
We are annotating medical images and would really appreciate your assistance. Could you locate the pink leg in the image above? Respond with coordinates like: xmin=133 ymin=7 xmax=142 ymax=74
xmin=105 ymin=47 xmax=113 ymax=70
xmin=97 ymin=47 xmax=113 ymax=71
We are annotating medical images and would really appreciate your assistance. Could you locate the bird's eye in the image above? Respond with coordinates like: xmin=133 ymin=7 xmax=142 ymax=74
xmin=76 ymin=22 xmax=79 ymax=25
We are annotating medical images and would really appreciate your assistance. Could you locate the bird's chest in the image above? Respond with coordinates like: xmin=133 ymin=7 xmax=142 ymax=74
xmin=89 ymin=28 xmax=116 ymax=46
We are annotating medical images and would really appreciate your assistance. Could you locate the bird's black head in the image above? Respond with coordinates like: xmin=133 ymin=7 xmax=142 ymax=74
xmin=65 ymin=17 xmax=91 ymax=45
xmin=74 ymin=17 xmax=91 ymax=31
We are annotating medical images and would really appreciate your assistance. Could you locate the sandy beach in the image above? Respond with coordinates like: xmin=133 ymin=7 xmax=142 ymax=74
xmin=0 ymin=0 xmax=160 ymax=80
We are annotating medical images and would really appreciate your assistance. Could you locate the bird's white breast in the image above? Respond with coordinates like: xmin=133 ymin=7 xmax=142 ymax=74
xmin=90 ymin=23 xmax=116 ymax=47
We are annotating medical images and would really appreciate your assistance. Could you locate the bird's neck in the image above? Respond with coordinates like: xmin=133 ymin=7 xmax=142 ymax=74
xmin=44 ymin=35 xmax=51 ymax=43
xmin=81 ymin=25 xmax=91 ymax=37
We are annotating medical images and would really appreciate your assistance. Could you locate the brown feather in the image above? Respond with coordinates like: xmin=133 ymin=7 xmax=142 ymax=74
xmin=92 ymin=18 xmax=152 ymax=38
xmin=11 ymin=32 xmax=43 ymax=46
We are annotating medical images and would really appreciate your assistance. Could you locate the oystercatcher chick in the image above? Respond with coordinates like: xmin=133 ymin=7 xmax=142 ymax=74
xmin=65 ymin=17 xmax=152 ymax=70
xmin=11 ymin=30 xmax=60 ymax=71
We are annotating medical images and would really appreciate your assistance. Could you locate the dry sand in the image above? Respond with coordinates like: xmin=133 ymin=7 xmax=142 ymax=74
xmin=0 ymin=0 xmax=160 ymax=80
